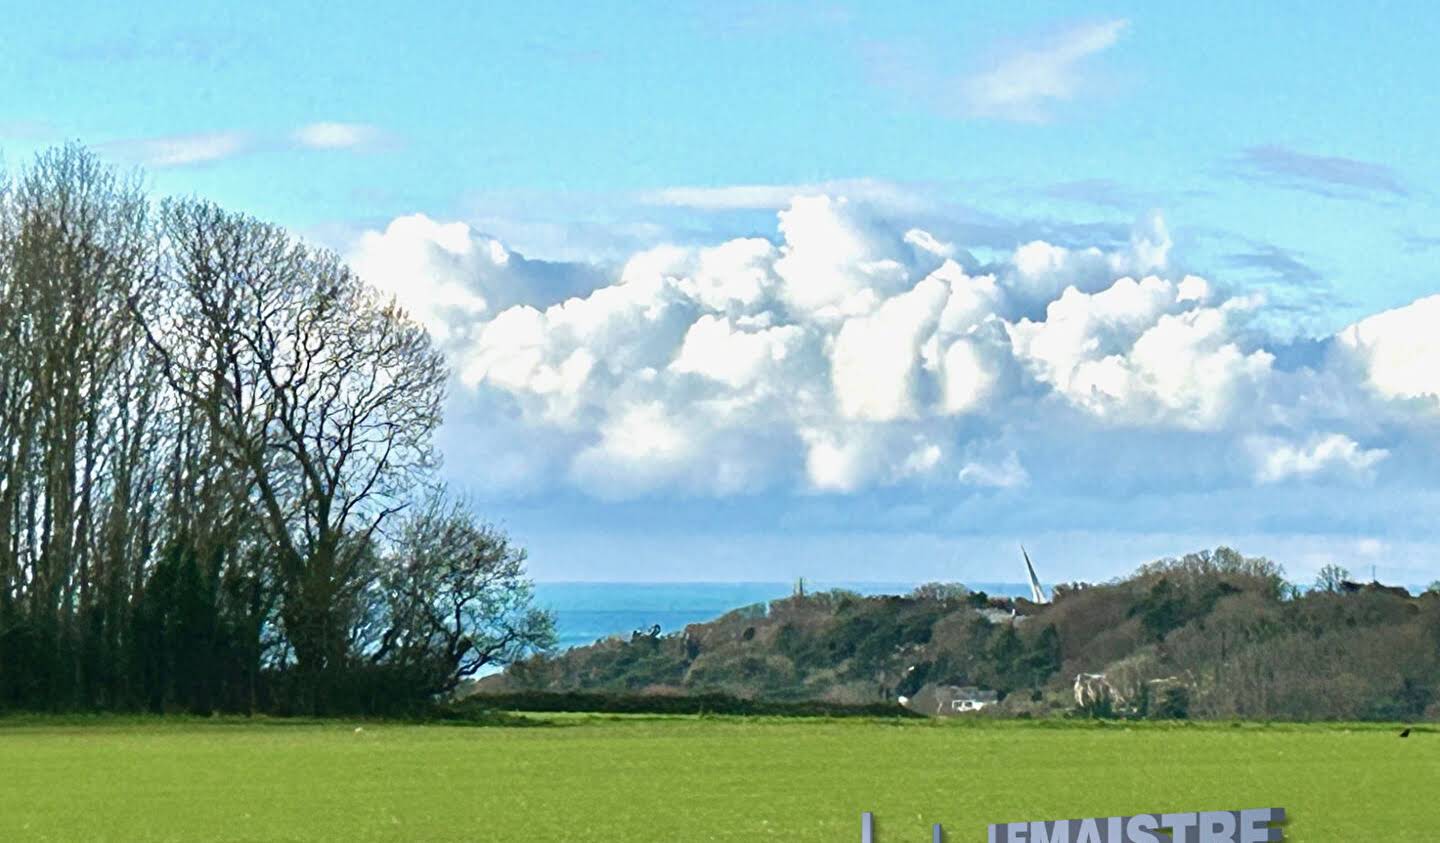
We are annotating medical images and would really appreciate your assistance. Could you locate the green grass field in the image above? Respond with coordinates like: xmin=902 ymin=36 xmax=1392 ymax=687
xmin=0 ymin=715 xmax=1433 ymax=841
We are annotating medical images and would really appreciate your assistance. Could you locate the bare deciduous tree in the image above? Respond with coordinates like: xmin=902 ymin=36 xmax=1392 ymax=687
xmin=1 ymin=146 xmax=545 ymax=715
xmin=139 ymin=199 xmax=447 ymax=710
xmin=369 ymin=494 xmax=555 ymax=696
xmin=1314 ymin=563 xmax=1351 ymax=594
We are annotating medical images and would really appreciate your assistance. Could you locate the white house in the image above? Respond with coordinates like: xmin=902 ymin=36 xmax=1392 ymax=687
xmin=900 ymin=683 xmax=1000 ymax=716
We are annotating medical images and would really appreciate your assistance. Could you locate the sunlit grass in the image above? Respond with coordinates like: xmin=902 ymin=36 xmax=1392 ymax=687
xmin=0 ymin=715 xmax=1431 ymax=841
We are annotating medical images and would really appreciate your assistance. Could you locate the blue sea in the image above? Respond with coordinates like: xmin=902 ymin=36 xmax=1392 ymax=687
xmin=534 ymin=581 xmax=1034 ymax=652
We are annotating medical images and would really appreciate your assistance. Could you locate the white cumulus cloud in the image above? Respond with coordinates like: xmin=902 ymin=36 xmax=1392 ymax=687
xmin=1007 ymin=275 xmax=1272 ymax=428
xmin=1250 ymin=433 xmax=1389 ymax=483
xmin=347 ymin=193 xmax=1440 ymax=501
xmin=959 ymin=451 xmax=1029 ymax=489
xmin=350 ymin=213 xmax=603 ymax=346
xmin=1333 ymin=294 xmax=1440 ymax=404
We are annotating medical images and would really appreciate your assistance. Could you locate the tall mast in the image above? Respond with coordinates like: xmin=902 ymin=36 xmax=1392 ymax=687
xmin=1022 ymin=545 xmax=1049 ymax=604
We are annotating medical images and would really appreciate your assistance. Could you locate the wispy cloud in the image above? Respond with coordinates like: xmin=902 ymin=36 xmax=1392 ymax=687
xmin=637 ymin=179 xmax=929 ymax=212
xmin=1205 ymin=233 xmax=1342 ymax=329
xmin=96 ymin=123 xmax=391 ymax=169
xmin=0 ymin=120 xmax=55 ymax=141
xmin=958 ymin=452 xmax=1030 ymax=489
xmin=1399 ymin=231 xmax=1440 ymax=254
xmin=693 ymin=0 xmax=852 ymax=36
xmin=52 ymin=28 xmax=250 ymax=67
xmin=1234 ymin=145 xmax=1408 ymax=199
xmin=293 ymin=122 xmax=383 ymax=150
xmin=1040 ymin=178 xmax=1153 ymax=210
xmin=1224 ymin=242 xmax=1323 ymax=285
xmin=101 ymin=131 xmax=250 ymax=167
xmin=866 ymin=19 xmax=1130 ymax=124
xmin=959 ymin=19 xmax=1130 ymax=122
xmin=1249 ymin=434 xmax=1388 ymax=484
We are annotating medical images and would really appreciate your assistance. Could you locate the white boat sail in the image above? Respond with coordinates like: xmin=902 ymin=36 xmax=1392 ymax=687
xmin=1022 ymin=546 xmax=1049 ymax=604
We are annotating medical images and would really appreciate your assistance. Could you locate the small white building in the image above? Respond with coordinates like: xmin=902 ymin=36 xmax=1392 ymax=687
xmin=901 ymin=683 xmax=1000 ymax=716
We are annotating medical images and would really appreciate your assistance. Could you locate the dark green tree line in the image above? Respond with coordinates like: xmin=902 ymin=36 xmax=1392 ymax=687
xmin=0 ymin=144 xmax=553 ymax=714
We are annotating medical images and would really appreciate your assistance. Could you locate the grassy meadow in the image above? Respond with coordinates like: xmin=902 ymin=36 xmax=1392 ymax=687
xmin=0 ymin=715 xmax=1434 ymax=841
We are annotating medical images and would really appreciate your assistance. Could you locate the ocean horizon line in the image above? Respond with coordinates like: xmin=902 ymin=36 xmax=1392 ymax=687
xmin=530 ymin=580 xmax=1027 ymax=586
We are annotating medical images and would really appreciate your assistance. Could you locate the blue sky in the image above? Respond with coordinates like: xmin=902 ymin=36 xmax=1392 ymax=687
xmin=7 ymin=1 xmax=1440 ymax=584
